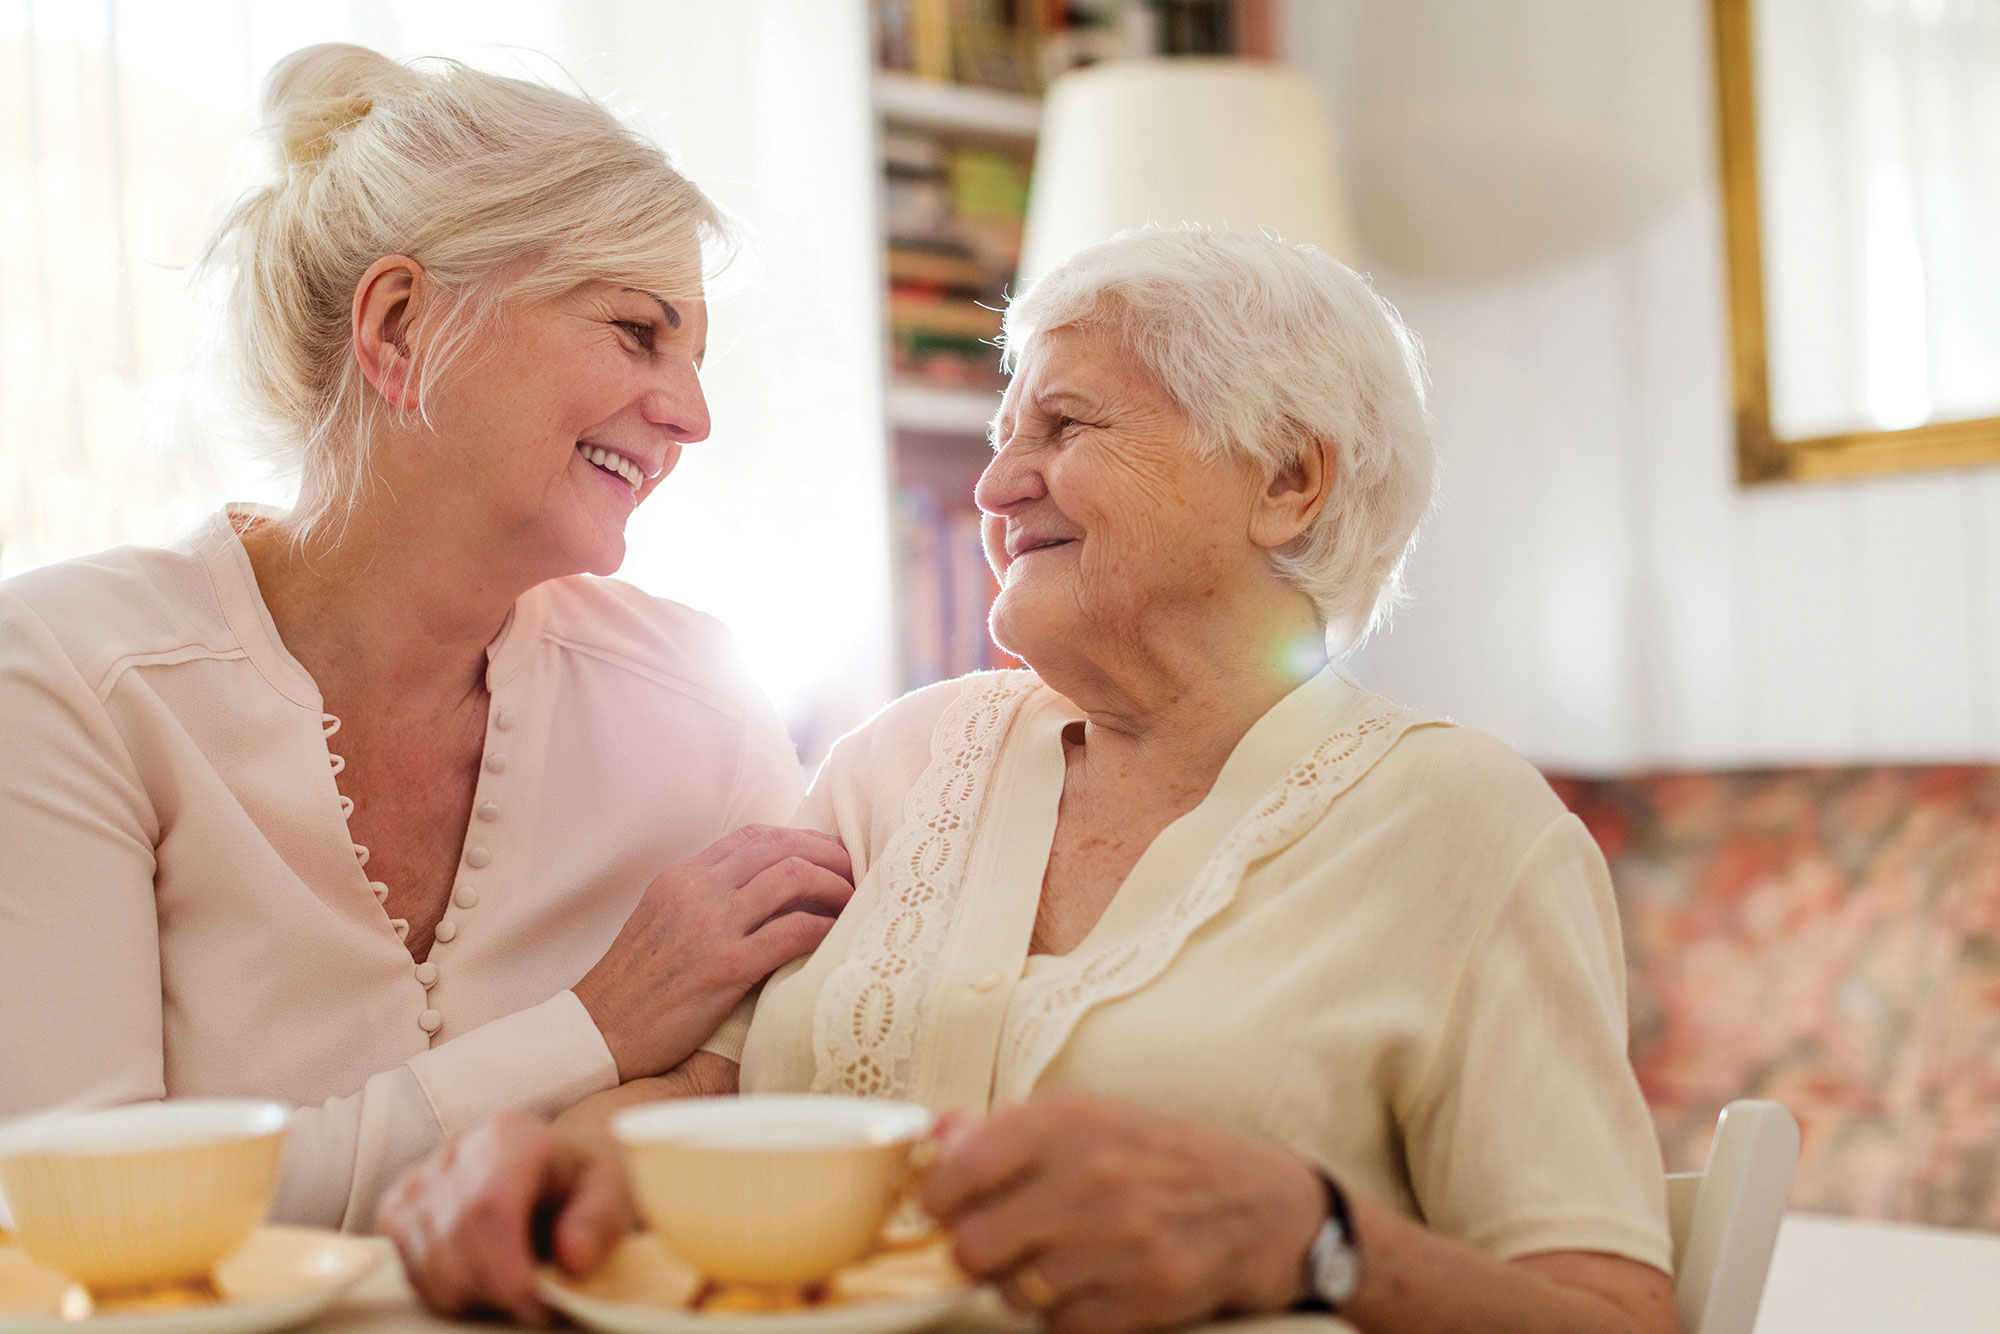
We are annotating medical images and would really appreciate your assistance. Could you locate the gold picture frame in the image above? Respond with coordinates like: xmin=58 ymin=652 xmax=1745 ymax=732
xmin=1712 ymin=0 xmax=2000 ymax=483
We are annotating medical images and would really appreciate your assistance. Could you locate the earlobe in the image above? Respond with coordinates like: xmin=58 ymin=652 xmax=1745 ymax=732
xmin=352 ymin=255 xmax=425 ymax=411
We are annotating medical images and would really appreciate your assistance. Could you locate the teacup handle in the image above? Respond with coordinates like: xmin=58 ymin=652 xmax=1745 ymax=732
xmin=873 ymin=1134 xmax=941 ymax=1254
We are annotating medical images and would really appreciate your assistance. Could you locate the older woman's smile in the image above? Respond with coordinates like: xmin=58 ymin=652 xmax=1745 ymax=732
xmin=1005 ymin=530 xmax=1076 ymax=559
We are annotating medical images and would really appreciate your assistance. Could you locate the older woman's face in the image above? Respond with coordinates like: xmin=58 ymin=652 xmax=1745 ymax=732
xmin=420 ymin=278 xmax=710 ymax=580
xmin=977 ymin=322 xmax=1272 ymax=665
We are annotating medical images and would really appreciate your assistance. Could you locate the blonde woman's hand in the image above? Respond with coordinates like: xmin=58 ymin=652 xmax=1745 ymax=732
xmin=574 ymin=824 xmax=853 ymax=1080
xmin=378 ymin=1112 xmax=635 ymax=1326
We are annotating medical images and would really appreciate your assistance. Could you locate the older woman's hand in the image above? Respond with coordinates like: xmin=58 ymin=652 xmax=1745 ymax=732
xmin=378 ymin=1112 xmax=633 ymax=1326
xmin=574 ymin=824 xmax=854 ymax=1080
xmin=922 ymin=1093 xmax=1325 ymax=1334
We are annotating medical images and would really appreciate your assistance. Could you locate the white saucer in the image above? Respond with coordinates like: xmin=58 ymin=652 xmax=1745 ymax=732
xmin=538 ymin=1234 xmax=979 ymax=1334
xmin=0 ymin=1225 xmax=377 ymax=1334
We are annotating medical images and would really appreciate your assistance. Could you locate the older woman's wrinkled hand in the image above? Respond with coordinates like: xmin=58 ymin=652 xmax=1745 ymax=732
xmin=574 ymin=824 xmax=854 ymax=1080
xmin=378 ymin=1112 xmax=634 ymax=1326
xmin=921 ymin=1093 xmax=1326 ymax=1334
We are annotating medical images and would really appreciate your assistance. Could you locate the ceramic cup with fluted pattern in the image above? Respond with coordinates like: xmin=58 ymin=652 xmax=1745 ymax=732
xmin=0 ymin=1100 xmax=289 ymax=1296
xmin=613 ymin=1095 xmax=934 ymax=1285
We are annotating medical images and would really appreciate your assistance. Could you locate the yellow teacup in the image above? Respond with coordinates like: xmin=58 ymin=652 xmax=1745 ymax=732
xmin=614 ymin=1095 xmax=933 ymax=1286
xmin=0 ymin=1100 xmax=289 ymax=1296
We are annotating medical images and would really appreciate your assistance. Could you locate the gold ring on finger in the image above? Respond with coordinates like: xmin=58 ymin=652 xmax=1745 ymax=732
xmin=1013 ymin=1263 xmax=1061 ymax=1312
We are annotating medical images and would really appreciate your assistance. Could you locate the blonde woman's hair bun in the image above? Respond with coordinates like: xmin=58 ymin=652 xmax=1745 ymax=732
xmin=264 ymin=43 xmax=418 ymax=166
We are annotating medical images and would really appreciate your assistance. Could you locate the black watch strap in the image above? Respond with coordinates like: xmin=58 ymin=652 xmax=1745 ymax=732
xmin=1295 ymin=1171 xmax=1360 ymax=1314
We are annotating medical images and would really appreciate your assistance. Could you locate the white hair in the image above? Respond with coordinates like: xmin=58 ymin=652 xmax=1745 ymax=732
xmin=1000 ymin=228 xmax=1436 ymax=646
xmin=199 ymin=43 xmax=731 ymax=545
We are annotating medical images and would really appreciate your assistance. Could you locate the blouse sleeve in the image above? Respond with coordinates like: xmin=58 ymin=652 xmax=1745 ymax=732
xmin=1396 ymin=813 xmax=1673 ymax=1272
xmin=0 ymin=592 xmax=166 ymax=1116
xmin=275 ymin=992 xmax=616 ymax=1229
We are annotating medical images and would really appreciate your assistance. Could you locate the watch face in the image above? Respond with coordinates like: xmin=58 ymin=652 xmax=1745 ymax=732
xmin=1310 ymin=1221 xmax=1360 ymax=1305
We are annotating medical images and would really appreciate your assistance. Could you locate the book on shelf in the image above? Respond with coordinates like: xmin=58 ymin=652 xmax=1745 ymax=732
xmin=897 ymin=486 xmax=1017 ymax=687
xmin=893 ymin=329 xmax=1005 ymax=390
xmin=881 ymin=128 xmax=1028 ymax=394
xmin=875 ymin=0 xmax=1043 ymax=90
xmin=886 ymin=245 xmax=992 ymax=288
xmin=874 ymin=0 xmax=1163 ymax=89
xmin=889 ymin=293 xmax=1003 ymax=339
xmin=898 ymin=488 xmax=948 ymax=686
xmin=882 ymin=138 xmax=1030 ymax=271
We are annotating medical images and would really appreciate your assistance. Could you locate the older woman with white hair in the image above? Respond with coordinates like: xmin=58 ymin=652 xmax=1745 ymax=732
xmin=384 ymin=228 xmax=1677 ymax=1334
xmin=0 ymin=45 xmax=853 ymax=1228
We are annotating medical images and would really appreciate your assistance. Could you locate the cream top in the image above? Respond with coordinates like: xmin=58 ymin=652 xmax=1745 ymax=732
xmin=736 ymin=669 xmax=1671 ymax=1271
xmin=0 ymin=509 xmax=803 ymax=1230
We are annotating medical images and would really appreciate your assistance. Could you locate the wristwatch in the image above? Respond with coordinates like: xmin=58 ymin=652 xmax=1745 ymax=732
xmin=1298 ymin=1172 xmax=1361 ymax=1313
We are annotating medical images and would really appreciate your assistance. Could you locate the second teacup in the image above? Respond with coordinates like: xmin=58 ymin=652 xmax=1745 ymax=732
xmin=0 ymin=1099 xmax=289 ymax=1296
xmin=614 ymin=1095 xmax=933 ymax=1286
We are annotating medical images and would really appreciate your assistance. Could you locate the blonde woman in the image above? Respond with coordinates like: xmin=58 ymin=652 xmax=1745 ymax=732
xmin=0 ymin=45 xmax=852 ymax=1229
xmin=386 ymin=231 xmax=1677 ymax=1334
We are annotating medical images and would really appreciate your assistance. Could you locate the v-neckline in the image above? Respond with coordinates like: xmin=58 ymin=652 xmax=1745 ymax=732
xmin=1020 ymin=668 xmax=1360 ymax=968
xmin=189 ymin=506 xmax=528 ymax=968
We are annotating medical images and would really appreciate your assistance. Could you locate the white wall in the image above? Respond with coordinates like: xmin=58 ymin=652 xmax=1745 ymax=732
xmin=1284 ymin=0 xmax=2000 ymax=772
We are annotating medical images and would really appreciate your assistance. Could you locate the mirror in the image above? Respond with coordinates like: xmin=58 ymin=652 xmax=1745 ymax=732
xmin=1714 ymin=0 xmax=2000 ymax=482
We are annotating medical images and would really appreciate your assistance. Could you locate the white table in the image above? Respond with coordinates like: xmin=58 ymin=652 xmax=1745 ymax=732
xmin=310 ymin=1242 xmax=1358 ymax=1334
xmin=1753 ymin=1213 xmax=2000 ymax=1333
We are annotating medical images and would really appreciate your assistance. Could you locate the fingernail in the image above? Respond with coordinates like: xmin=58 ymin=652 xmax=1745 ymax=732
xmin=934 ymin=1116 xmax=975 ymax=1155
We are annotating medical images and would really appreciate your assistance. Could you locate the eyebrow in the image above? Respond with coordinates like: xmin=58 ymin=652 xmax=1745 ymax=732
xmin=621 ymin=286 xmax=682 ymax=329
xmin=1033 ymin=388 xmax=1095 ymax=414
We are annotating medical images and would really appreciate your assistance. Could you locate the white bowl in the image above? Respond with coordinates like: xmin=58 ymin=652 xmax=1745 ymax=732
xmin=613 ymin=1096 xmax=933 ymax=1285
xmin=0 ymin=1100 xmax=289 ymax=1295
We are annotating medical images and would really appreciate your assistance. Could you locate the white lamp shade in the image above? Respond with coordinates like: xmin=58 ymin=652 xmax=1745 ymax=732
xmin=1018 ymin=58 xmax=1355 ymax=288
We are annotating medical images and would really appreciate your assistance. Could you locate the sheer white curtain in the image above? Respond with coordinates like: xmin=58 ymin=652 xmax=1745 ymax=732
xmin=0 ymin=0 xmax=890 ymax=751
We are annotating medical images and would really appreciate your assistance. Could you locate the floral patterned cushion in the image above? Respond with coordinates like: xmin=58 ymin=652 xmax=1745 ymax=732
xmin=1550 ymin=767 xmax=2000 ymax=1228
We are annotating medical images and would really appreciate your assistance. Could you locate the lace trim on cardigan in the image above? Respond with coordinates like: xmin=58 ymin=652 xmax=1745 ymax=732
xmin=991 ymin=705 xmax=1436 ymax=1101
xmin=323 ymin=712 xmax=407 ymax=942
xmin=810 ymin=672 xmax=1041 ymax=1097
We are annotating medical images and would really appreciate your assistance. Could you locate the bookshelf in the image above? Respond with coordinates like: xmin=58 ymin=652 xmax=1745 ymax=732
xmin=873 ymin=27 xmax=1046 ymax=690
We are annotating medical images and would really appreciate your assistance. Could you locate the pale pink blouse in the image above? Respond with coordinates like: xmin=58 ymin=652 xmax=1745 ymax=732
xmin=0 ymin=508 xmax=803 ymax=1230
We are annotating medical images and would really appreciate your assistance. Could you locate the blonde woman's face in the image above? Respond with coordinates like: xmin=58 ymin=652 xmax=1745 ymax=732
xmin=425 ymin=278 xmax=710 ymax=580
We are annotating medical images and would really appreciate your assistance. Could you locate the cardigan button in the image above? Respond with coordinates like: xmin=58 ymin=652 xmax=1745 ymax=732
xmin=495 ymin=710 xmax=517 ymax=731
xmin=415 ymin=961 xmax=438 ymax=987
xmin=477 ymin=802 xmax=500 ymax=822
xmin=454 ymin=885 xmax=479 ymax=910
xmin=484 ymin=753 xmax=508 ymax=774
xmin=435 ymin=919 xmax=459 ymax=944
xmin=465 ymin=847 xmax=491 ymax=869
xmin=418 ymin=1009 xmax=442 ymax=1034
xmin=970 ymin=971 xmax=1004 ymax=994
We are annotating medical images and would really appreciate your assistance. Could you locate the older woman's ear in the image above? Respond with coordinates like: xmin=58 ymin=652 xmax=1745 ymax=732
xmin=350 ymin=254 xmax=425 ymax=411
xmin=1247 ymin=436 xmax=1335 ymax=551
